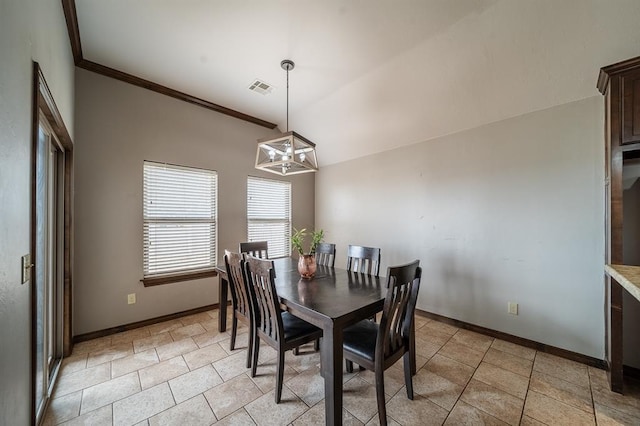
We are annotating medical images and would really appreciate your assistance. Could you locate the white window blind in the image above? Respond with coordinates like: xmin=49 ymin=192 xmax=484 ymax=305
xmin=247 ymin=176 xmax=291 ymax=258
xmin=143 ymin=161 xmax=217 ymax=277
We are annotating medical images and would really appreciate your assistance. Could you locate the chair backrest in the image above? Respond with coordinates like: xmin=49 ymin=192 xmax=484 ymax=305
xmin=224 ymin=250 xmax=252 ymax=318
xmin=346 ymin=245 xmax=381 ymax=276
xmin=346 ymin=269 xmax=376 ymax=289
xmin=244 ymin=255 xmax=283 ymax=346
xmin=315 ymin=242 xmax=336 ymax=267
xmin=377 ymin=260 xmax=422 ymax=359
xmin=239 ymin=241 xmax=269 ymax=259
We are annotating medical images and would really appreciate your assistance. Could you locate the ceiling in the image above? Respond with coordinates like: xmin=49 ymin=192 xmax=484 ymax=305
xmin=74 ymin=0 xmax=640 ymax=166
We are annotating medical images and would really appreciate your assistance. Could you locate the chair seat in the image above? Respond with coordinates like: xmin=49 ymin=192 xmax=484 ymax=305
xmin=343 ymin=319 xmax=379 ymax=362
xmin=282 ymin=312 xmax=321 ymax=342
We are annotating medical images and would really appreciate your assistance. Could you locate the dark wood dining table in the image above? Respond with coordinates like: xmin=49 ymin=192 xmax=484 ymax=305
xmin=215 ymin=257 xmax=416 ymax=425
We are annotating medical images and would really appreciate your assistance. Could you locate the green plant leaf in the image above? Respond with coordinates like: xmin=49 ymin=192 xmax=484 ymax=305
xmin=290 ymin=227 xmax=324 ymax=255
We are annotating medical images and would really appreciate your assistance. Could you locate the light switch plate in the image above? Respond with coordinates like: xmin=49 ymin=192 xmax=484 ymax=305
xmin=21 ymin=254 xmax=32 ymax=284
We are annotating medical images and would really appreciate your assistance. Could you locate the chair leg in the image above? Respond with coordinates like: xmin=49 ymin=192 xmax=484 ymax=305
xmin=246 ymin=322 xmax=254 ymax=369
xmin=293 ymin=347 xmax=299 ymax=356
xmin=230 ymin=315 xmax=238 ymax=351
xmin=403 ymin=351 xmax=414 ymax=399
xmin=251 ymin=337 xmax=260 ymax=378
xmin=346 ymin=359 xmax=354 ymax=374
xmin=275 ymin=349 xmax=286 ymax=403
xmin=375 ymin=367 xmax=387 ymax=426
xmin=410 ymin=332 xmax=416 ymax=376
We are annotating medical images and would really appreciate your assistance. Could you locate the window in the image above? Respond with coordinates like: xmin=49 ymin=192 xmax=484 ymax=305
xmin=143 ymin=161 xmax=217 ymax=278
xmin=247 ymin=176 xmax=291 ymax=258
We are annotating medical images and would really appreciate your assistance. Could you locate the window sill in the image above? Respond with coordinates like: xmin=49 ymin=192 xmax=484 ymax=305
xmin=141 ymin=269 xmax=218 ymax=287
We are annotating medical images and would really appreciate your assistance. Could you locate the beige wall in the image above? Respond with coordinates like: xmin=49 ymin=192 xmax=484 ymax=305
xmin=316 ymin=96 xmax=605 ymax=358
xmin=0 ymin=1 xmax=75 ymax=424
xmin=73 ymin=69 xmax=315 ymax=335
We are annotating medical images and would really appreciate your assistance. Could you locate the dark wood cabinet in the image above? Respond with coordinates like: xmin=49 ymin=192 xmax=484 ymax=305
xmin=598 ymin=55 xmax=640 ymax=393
xmin=622 ymin=69 xmax=640 ymax=145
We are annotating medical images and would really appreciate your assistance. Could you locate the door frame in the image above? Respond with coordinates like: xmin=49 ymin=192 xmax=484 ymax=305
xmin=31 ymin=62 xmax=74 ymax=424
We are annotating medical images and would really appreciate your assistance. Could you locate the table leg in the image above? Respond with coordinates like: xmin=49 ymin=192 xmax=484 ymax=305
xmin=218 ymin=275 xmax=228 ymax=332
xmin=321 ymin=325 xmax=343 ymax=426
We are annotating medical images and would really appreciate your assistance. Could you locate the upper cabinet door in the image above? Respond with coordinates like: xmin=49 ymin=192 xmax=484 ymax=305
xmin=622 ymin=68 xmax=640 ymax=145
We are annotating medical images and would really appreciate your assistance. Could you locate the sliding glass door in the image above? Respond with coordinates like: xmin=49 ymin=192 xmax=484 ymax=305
xmin=34 ymin=116 xmax=64 ymax=421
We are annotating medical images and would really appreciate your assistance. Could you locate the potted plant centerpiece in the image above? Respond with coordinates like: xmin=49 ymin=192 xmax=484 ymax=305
xmin=291 ymin=228 xmax=324 ymax=279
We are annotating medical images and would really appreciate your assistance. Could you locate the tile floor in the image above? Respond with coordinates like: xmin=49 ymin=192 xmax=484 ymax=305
xmin=44 ymin=309 xmax=640 ymax=425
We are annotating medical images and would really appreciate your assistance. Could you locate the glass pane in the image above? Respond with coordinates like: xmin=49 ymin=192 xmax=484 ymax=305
xmin=47 ymin=145 xmax=57 ymax=370
xmin=247 ymin=221 xmax=290 ymax=258
xmin=144 ymin=222 xmax=216 ymax=274
xmin=142 ymin=162 xmax=218 ymax=276
xmin=34 ymin=126 xmax=48 ymax=413
xmin=247 ymin=177 xmax=291 ymax=258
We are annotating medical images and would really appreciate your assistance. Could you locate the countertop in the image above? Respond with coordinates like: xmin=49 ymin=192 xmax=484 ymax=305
xmin=605 ymin=264 xmax=640 ymax=302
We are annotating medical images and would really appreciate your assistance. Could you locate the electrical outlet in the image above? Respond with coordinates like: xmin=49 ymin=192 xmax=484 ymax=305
xmin=127 ymin=293 xmax=136 ymax=305
xmin=508 ymin=302 xmax=518 ymax=315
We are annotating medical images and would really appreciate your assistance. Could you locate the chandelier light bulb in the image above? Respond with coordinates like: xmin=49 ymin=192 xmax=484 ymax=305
xmin=299 ymin=153 xmax=306 ymax=162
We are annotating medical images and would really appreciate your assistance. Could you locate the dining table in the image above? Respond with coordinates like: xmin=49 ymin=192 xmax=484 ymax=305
xmin=215 ymin=257 xmax=416 ymax=425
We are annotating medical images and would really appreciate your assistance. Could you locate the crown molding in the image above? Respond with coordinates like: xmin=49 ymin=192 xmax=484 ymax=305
xmin=598 ymin=55 xmax=640 ymax=95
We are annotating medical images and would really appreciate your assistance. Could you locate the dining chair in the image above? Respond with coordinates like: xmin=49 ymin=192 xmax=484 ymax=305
xmin=315 ymin=242 xmax=336 ymax=267
xmin=346 ymin=244 xmax=381 ymax=276
xmin=347 ymin=244 xmax=381 ymax=323
xmin=342 ymin=260 xmax=422 ymax=426
xmin=244 ymin=255 xmax=323 ymax=403
xmin=224 ymin=250 xmax=254 ymax=369
xmin=239 ymin=241 xmax=269 ymax=258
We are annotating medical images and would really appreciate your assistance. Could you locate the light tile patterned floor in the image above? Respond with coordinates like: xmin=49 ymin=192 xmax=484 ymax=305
xmin=44 ymin=309 xmax=640 ymax=425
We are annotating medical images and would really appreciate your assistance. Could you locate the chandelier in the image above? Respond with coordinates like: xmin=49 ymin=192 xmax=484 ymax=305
xmin=255 ymin=60 xmax=318 ymax=176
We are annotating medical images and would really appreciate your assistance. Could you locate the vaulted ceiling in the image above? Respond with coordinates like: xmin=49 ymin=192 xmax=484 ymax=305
xmin=72 ymin=0 xmax=640 ymax=166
